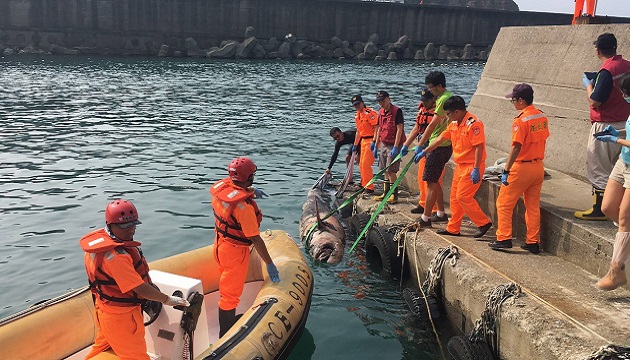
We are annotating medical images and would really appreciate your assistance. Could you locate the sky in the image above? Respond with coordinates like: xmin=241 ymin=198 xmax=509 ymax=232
xmin=514 ymin=0 xmax=630 ymax=18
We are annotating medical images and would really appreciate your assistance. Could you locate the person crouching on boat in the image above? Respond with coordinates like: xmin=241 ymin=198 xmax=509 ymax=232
xmin=80 ymin=199 xmax=190 ymax=360
xmin=210 ymin=157 xmax=280 ymax=338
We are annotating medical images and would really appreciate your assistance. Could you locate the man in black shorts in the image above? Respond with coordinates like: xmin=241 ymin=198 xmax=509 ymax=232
xmin=414 ymin=71 xmax=454 ymax=226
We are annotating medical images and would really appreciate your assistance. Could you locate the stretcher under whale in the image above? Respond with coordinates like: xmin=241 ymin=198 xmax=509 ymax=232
xmin=0 ymin=230 xmax=313 ymax=360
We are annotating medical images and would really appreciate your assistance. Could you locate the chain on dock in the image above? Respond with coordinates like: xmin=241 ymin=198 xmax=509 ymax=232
xmin=421 ymin=245 xmax=460 ymax=297
xmin=585 ymin=345 xmax=630 ymax=360
xmin=469 ymin=282 xmax=522 ymax=357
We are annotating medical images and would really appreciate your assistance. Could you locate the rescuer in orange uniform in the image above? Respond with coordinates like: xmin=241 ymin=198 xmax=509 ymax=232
xmin=210 ymin=157 xmax=280 ymax=338
xmin=572 ymin=0 xmax=597 ymax=24
xmin=414 ymin=96 xmax=492 ymax=237
xmin=80 ymin=199 xmax=189 ymax=360
xmin=351 ymin=95 xmax=378 ymax=193
xmin=401 ymin=88 xmax=444 ymax=215
xmin=488 ymin=84 xmax=550 ymax=254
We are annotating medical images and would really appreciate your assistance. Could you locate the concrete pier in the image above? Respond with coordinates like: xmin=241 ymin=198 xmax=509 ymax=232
xmin=355 ymin=24 xmax=630 ymax=360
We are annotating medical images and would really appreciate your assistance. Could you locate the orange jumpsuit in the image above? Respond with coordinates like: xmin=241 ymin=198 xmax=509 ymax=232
xmin=354 ymin=106 xmax=378 ymax=190
xmin=211 ymin=179 xmax=262 ymax=311
xmin=495 ymin=106 xmax=549 ymax=244
xmin=81 ymin=230 xmax=150 ymax=360
xmin=415 ymin=103 xmax=444 ymax=210
xmin=440 ymin=112 xmax=491 ymax=234
xmin=573 ymin=0 xmax=597 ymax=24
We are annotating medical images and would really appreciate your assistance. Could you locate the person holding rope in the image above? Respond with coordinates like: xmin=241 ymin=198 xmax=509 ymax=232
xmin=414 ymin=96 xmax=492 ymax=238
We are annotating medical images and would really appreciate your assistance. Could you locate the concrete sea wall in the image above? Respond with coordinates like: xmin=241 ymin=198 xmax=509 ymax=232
xmin=0 ymin=0 xmax=580 ymax=57
xmin=469 ymin=24 xmax=630 ymax=180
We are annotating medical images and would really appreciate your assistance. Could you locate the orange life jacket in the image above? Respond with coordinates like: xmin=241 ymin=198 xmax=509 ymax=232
xmin=210 ymin=178 xmax=262 ymax=246
xmin=415 ymin=103 xmax=435 ymax=140
xmin=80 ymin=229 xmax=151 ymax=306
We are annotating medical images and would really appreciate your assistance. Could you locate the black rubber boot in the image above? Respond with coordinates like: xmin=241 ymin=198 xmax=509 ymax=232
xmin=574 ymin=188 xmax=607 ymax=221
xmin=374 ymin=181 xmax=390 ymax=201
xmin=218 ymin=308 xmax=236 ymax=338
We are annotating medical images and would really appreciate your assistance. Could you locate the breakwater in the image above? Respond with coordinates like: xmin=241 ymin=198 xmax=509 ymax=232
xmin=0 ymin=0 xmax=582 ymax=59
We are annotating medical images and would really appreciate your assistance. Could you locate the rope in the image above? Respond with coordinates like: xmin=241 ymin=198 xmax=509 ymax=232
xmin=584 ymin=345 xmax=630 ymax=360
xmin=411 ymin=226 xmax=447 ymax=360
xmin=469 ymin=283 xmax=522 ymax=357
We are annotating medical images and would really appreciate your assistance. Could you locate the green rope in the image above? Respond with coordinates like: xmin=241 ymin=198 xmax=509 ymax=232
xmin=304 ymin=152 xmax=405 ymax=243
xmin=348 ymin=156 xmax=415 ymax=253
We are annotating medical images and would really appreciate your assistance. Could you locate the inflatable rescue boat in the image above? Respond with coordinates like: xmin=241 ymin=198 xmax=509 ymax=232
xmin=0 ymin=230 xmax=313 ymax=360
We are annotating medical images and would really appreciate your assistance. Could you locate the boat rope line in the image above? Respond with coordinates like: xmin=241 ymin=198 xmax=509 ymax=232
xmin=335 ymin=151 xmax=357 ymax=198
xmin=348 ymin=155 xmax=415 ymax=253
xmin=432 ymin=232 xmax=612 ymax=344
xmin=412 ymin=226 xmax=447 ymax=360
xmin=0 ymin=286 xmax=90 ymax=326
xmin=469 ymin=283 xmax=522 ymax=358
xmin=305 ymin=151 xmax=406 ymax=242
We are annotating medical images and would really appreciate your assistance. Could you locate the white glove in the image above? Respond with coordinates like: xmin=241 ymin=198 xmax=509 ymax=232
xmin=164 ymin=295 xmax=190 ymax=307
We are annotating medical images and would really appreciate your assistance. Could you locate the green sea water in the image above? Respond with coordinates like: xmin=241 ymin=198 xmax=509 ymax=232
xmin=0 ymin=56 xmax=483 ymax=359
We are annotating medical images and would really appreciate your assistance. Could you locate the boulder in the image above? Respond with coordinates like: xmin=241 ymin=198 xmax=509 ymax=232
xmin=447 ymin=49 xmax=459 ymax=61
xmin=235 ymin=37 xmax=258 ymax=59
xmin=393 ymin=35 xmax=409 ymax=50
xmin=49 ymin=44 xmax=78 ymax=55
xmin=331 ymin=36 xmax=343 ymax=48
xmin=368 ymin=33 xmax=379 ymax=46
xmin=207 ymin=41 xmax=238 ymax=58
xmin=4 ymin=48 xmax=15 ymax=55
xmin=157 ymin=44 xmax=170 ymax=57
xmin=438 ymin=45 xmax=449 ymax=60
xmin=424 ymin=43 xmax=436 ymax=61
xmin=265 ymin=37 xmax=279 ymax=51
xmin=381 ymin=43 xmax=393 ymax=55
xmin=291 ymin=39 xmax=309 ymax=57
xmin=377 ymin=49 xmax=386 ymax=58
xmin=245 ymin=26 xmax=255 ymax=38
xmin=173 ymin=51 xmax=184 ymax=57
xmin=253 ymin=44 xmax=266 ymax=59
xmin=333 ymin=48 xmax=344 ymax=58
xmin=296 ymin=53 xmax=310 ymax=59
xmin=220 ymin=40 xmax=231 ymax=48
xmin=363 ymin=42 xmax=378 ymax=59
xmin=19 ymin=45 xmax=39 ymax=54
xmin=414 ymin=49 xmax=425 ymax=60
xmin=314 ymin=45 xmax=329 ymax=58
xmin=184 ymin=37 xmax=199 ymax=52
xmin=403 ymin=48 xmax=413 ymax=60
xmin=342 ymin=40 xmax=349 ymax=49
xmin=374 ymin=55 xmax=386 ymax=61
xmin=278 ymin=41 xmax=292 ymax=58
xmin=477 ymin=50 xmax=488 ymax=61
xmin=461 ymin=44 xmax=474 ymax=60
xmin=285 ymin=33 xmax=296 ymax=44
xmin=357 ymin=52 xmax=367 ymax=60
xmin=342 ymin=47 xmax=355 ymax=59
xmin=353 ymin=42 xmax=365 ymax=55
xmin=387 ymin=51 xmax=398 ymax=60
xmin=266 ymin=52 xmax=280 ymax=59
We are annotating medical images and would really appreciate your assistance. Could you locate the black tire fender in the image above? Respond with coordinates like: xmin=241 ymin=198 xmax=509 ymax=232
xmin=402 ymin=288 xmax=440 ymax=320
xmin=446 ymin=336 xmax=495 ymax=360
xmin=365 ymin=226 xmax=402 ymax=278
xmin=349 ymin=213 xmax=371 ymax=237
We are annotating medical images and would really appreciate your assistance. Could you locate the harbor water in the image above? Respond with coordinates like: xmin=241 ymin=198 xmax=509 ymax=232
xmin=0 ymin=56 xmax=483 ymax=359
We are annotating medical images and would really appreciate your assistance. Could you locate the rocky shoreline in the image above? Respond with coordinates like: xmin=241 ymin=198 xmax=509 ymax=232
xmin=0 ymin=27 xmax=490 ymax=61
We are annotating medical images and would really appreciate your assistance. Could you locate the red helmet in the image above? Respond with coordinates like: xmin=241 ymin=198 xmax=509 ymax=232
xmin=228 ymin=157 xmax=257 ymax=182
xmin=105 ymin=199 xmax=141 ymax=225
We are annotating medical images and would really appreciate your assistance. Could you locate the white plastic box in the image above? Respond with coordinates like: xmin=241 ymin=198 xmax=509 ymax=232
xmin=145 ymin=270 xmax=210 ymax=360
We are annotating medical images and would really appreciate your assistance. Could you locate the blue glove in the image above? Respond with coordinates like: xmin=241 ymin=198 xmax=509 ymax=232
xmin=372 ymin=146 xmax=379 ymax=160
xmin=370 ymin=141 xmax=376 ymax=152
xmin=267 ymin=263 xmax=280 ymax=283
xmin=351 ymin=144 xmax=358 ymax=153
xmin=596 ymin=135 xmax=619 ymax=143
xmin=413 ymin=148 xmax=426 ymax=164
xmin=603 ymin=125 xmax=620 ymax=136
xmin=390 ymin=146 xmax=399 ymax=158
xmin=253 ymin=188 xmax=269 ymax=199
xmin=471 ymin=168 xmax=481 ymax=184
xmin=582 ymin=73 xmax=594 ymax=88
xmin=401 ymin=145 xmax=409 ymax=156
xmin=501 ymin=170 xmax=509 ymax=186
